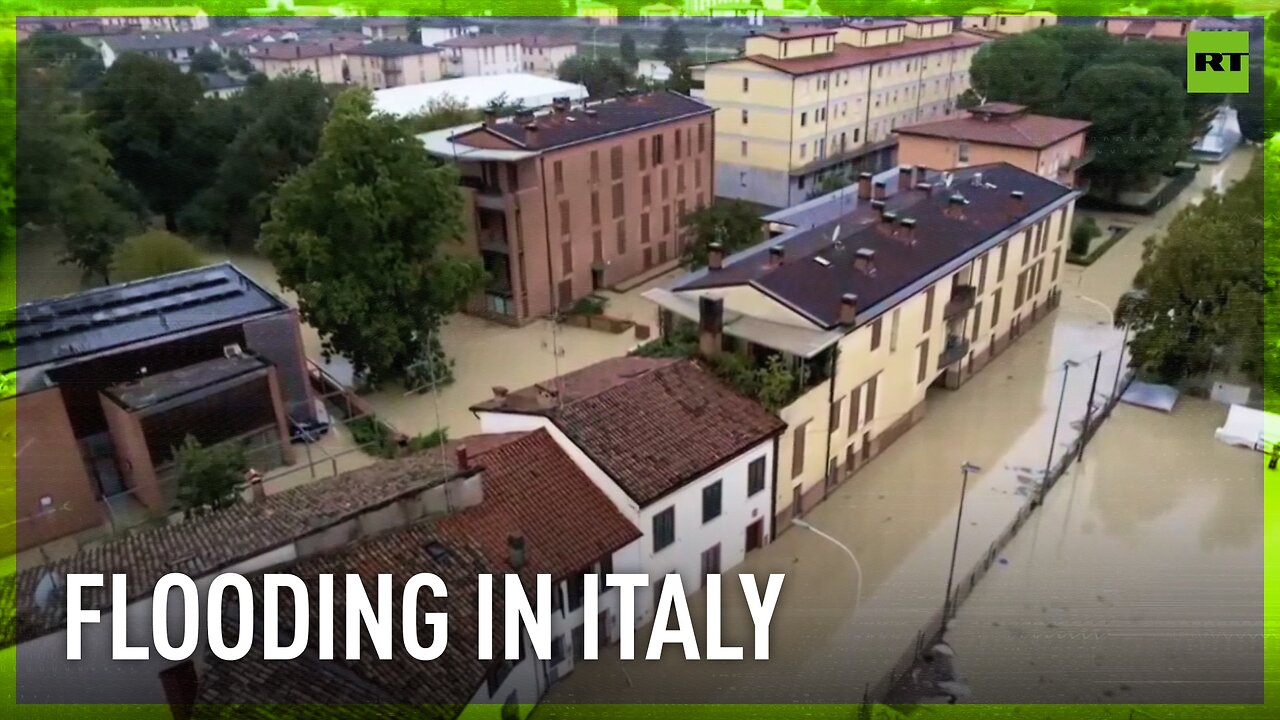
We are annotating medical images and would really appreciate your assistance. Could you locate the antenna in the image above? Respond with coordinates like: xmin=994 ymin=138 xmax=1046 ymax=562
xmin=943 ymin=172 xmax=954 ymax=189
xmin=830 ymin=224 xmax=842 ymax=250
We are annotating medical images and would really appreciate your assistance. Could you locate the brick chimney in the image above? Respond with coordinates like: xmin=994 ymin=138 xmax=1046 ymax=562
xmin=839 ymin=293 xmax=858 ymax=326
xmin=767 ymin=245 xmax=785 ymax=269
xmin=698 ymin=295 xmax=724 ymax=359
xmin=708 ymin=242 xmax=724 ymax=270
xmin=857 ymin=172 xmax=873 ymax=200
xmin=455 ymin=444 xmax=469 ymax=470
xmin=879 ymin=210 xmax=898 ymax=236
xmin=854 ymin=248 xmax=876 ymax=274
xmin=873 ymin=181 xmax=887 ymax=200
xmin=1009 ymin=190 xmax=1025 ymax=218
xmin=483 ymin=109 xmax=496 ymax=127
xmin=899 ymin=217 xmax=917 ymax=243
xmin=946 ymin=193 xmax=966 ymax=219
xmin=870 ymin=199 xmax=886 ymax=212
xmin=898 ymin=165 xmax=915 ymax=191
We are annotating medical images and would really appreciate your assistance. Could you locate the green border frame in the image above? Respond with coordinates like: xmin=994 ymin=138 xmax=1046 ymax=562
xmin=0 ymin=2 xmax=1274 ymax=718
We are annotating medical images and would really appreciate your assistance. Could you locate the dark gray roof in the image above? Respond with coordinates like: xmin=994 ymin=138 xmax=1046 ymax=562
xmin=347 ymin=40 xmax=438 ymax=57
xmin=103 ymin=31 xmax=211 ymax=52
xmin=6 ymin=263 xmax=288 ymax=373
xmin=459 ymin=91 xmax=713 ymax=153
xmin=198 ymin=71 xmax=244 ymax=90
xmin=677 ymin=163 xmax=1075 ymax=328
xmin=102 ymin=354 xmax=268 ymax=411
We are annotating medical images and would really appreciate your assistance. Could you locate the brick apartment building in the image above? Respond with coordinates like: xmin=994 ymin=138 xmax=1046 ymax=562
xmin=419 ymin=91 xmax=716 ymax=325
xmin=5 ymin=264 xmax=314 ymax=553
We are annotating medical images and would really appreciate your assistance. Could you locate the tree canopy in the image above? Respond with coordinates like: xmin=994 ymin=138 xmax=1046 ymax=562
xmin=619 ymin=32 xmax=639 ymax=69
xmin=680 ymin=199 xmax=765 ymax=269
xmin=557 ymin=55 xmax=633 ymax=99
xmin=970 ymin=33 xmax=1067 ymax=114
xmin=399 ymin=93 xmax=484 ymax=135
xmin=113 ymin=230 xmax=205 ymax=282
xmin=258 ymin=90 xmax=484 ymax=385
xmin=657 ymin=23 xmax=688 ymax=72
xmin=1122 ymin=150 xmax=1266 ymax=387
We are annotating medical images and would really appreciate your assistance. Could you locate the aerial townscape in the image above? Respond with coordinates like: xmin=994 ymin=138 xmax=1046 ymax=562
xmin=4 ymin=3 xmax=1274 ymax=717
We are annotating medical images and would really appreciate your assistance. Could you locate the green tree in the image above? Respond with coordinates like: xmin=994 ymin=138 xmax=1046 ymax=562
xmin=181 ymin=74 xmax=332 ymax=245
xmin=657 ymin=23 xmax=688 ymax=72
xmin=1124 ymin=153 xmax=1265 ymax=385
xmin=1268 ymin=12 xmax=1280 ymax=44
xmin=173 ymin=435 xmax=248 ymax=517
xmin=226 ymin=50 xmax=254 ymax=75
xmin=113 ymin=230 xmax=205 ymax=281
xmin=969 ymin=33 xmax=1066 ymax=114
xmin=619 ymin=32 xmax=639 ymax=69
xmin=1035 ymin=25 xmax=1120 ymax=85
xmin=259 ymin=89 xmax=485 ymax=385
xmin=190 ymin=47 xmax=225 ymax=74
xmin=666 ymin=57 xmax=695 ymax=95
xmin=20 ymin=30 xmax=104 ymax=90
xmin=485 ymin=92 xmax=526 ymax=117
xmin=557 ymin=55 xmax=633 ymax=99
xmin=88 ymin=54 xmax=207 ymax=230
xmin=1061 ymin=64 xmax=1187 ymax=198
xmin=680 ymin=199 xmax=765 ymax=268
xmin=399 ymin=92 xmax=484 ymax=134
xmin=1236 ymin=68 xmax=1277 ymax=143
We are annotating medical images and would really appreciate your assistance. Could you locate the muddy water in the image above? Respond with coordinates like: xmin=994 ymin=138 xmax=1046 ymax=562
xmin=940 ymin=401 xmax=1263 ymax=704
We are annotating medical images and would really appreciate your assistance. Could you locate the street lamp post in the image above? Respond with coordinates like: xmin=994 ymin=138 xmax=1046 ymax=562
xmin=1039 ymin=359 xmax=1077 ymax=504
xmin=793 ymin=518 xmax=863 ymax=609
xmin=942 ymin=462 xmax=981 ymax=629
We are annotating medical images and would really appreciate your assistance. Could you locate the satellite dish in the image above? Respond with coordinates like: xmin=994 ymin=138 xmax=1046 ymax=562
xmin=34 ymin=569 xmax=67 ymax=612
xmin=830 ymin=224 xmax=842 ymax=248
xmin=943 ymin=172 xmax=954 ymax=189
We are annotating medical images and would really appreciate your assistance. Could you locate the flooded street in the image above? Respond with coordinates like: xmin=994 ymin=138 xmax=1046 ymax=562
xmin=938 ymin=400 xmax=1263 ymax=704
xmin=536 ymin=149 xmax=1258 ymax=707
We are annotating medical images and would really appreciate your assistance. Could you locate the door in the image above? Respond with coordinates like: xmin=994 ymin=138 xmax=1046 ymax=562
xmin=861 ymin=431 xmax=872 ymax=462
xmin=700 ymin=544 xmax=721 ymax=584
xmin=792 ymin=485 xmax=804 ymax=519
xmin=746 ymin=519 xmax=764 ymax=552
xmin=558 ymin=279 xmax=574 ymax=311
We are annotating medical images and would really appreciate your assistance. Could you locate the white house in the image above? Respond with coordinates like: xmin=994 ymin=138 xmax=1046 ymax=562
xmin=420 ymin=19 xmax=481 ymax=47
xmin=436 ymin=34 xmax=525 ymax=77
xmin=99 ymin=31 xmax=213 ymax=70
xmin=472 ymin=357 xmax=785 ymax=627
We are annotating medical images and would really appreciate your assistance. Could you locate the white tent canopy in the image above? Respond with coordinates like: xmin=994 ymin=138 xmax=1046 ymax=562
xmin=373 ymin=74 xmax=589 ymax=118
xmin=1191 ymin=105 xmax=1242 ymax=162
xmin=1215 ymin=404 xmax=1280 ymax=453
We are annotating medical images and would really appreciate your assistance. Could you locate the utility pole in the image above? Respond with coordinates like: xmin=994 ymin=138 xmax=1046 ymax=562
xmin=1078 ymin=350 xmax=1103 ymax=462
xmin=1039 ymin=359 xmax=1075 ymax=504
xmin=1112 ymin=323 xmax=1130 ymax=403
xmin=943 ymin=462 xmax=981 ymax=629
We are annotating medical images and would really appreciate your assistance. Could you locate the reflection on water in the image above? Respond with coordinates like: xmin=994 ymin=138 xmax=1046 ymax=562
xmin=944 ymin=401 xmax=1263 ymax=704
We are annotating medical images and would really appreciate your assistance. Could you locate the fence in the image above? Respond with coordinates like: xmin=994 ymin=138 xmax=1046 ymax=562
xmin=871 ymin=370 xmax=1136 ymax=702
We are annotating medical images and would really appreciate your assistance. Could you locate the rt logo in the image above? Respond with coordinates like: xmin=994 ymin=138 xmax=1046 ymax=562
xmin=1187 ymin=31 xmax=1249 ymax=93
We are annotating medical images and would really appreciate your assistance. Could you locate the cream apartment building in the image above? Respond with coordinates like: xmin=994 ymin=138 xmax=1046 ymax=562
xmin=437 ymin=34 xmax=524 ymax=77
xmin=705 ymin=18 xmax=990 ymax=208
xmin=520 ymin=35 xmax=578 ymax=77
xmin=248 ymin=42 xmax=351 ymax=84
xmin=646 ymin=162 xmax=1078 ymax=534
xmin=346 ymin=40 xmax=442 ymax=89
xmin=961 ymin=12 xmax=1058 ymax=35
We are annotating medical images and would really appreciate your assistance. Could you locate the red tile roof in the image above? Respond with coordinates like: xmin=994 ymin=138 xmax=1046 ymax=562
xmin=473 ymin=358 xmax=785 ymax=506
xmin=437 ymin=34 xmax=522 ymax=48
xmin=519 ymin=34 xmax=577 ymax=48
xmin=894 ymin=107 xmax=1091 ymax=149
xmin=440 ymin=429 xmax=641 ymax=578
xmin=734 ymin=31 xmax=989 ymax=76
xmin=251 ymin=42 xmax=346 ymax=60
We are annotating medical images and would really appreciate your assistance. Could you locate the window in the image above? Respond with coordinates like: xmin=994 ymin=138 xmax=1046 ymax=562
xmin=958 ymin=141 xmax=970 ymax=163
xmin=742 ymin=77 xmax=749 ymax=93
xmin=889 ymin=308 xmax=900 ymax=352
xmin=652 ymin=134 xmax=664 ymax=166
xmin=1052 ymin=248 xmax=1061 ymax=282
xmin=641 ymin=213 xmax=650 ymax=244
xmin=610 ymin=146 xmax=623 ymax=180
xmin=698 ymin=123 xmax=706 ymax=152
xmin=661 ymin=169 xmax=670 ymax=199
xmin=741 ymin=141 xmax=748 ymax=157
xmin=848 ymin=385 xmax=862 ymax=436
xmin=800 ymin=143 xmax=807 ymax=159
xmin=865 ymin=375 xmax=878 ymax=421
xmin=997 ymin=244 xmax=1008 ymax=281
xmin=991 ymin=289 xmax=1002 ymax=327
xmin=642 ymin=176 xmax=651 ymax=206
xmin=616 ymin=219 xmax=627 ymax=255
xmin=870 ymin=318 xmax=882 ymax=350
xmin=560 ymin=200 xmax=570 ymax=235
xmin=653 ymin=507 xmax=675 ymax=552
xmin=590 ymin=192 xmax=600 ymax=225
xmin=675 ymin=129 xmax=682 ymax=159
xmin=561 ymin=242 xmax=573 ymax=274
xmin=554 ymin=161 xmax=564 ymax=195
xmin=829 ymin=396 xmax=843 ymax=432
xmin=662 ymin=205 xmax=670 ymax=235
xmin=589 ymin=151 xmax=599 ymax=182
xmin=972 ymin=303 xmax=982 ymax=342
xmin=612 ymin=183 xmax=624 ymax=219
xmin=568 ymin=574 xmax=585 ymax=611
xmin=1057 ymin=210 xmax=1066 ymax=244
xmin=1034 ymin=260 xmax=1045 ymax=295
xmin=593 ymin=230 xmax=602 ymax=262
xmin=702 ymin=481 xmax=722 ymax=523
xmin=677 ymin=166 xmax=685 ymax=193
xmin=923 ymin=287 xmax=935 ymax=332
xmin=917 ymin=340 xmax=931 ymax=384
xmin=639 ymin=138 xmax=647 ymax=171
xmin=747 ymin=458 xmax=766 ymax=496
xmin=978 ymin=255 xmax=989 ymax=294
xmin=742 ymin=109 xmax=749 ymax=125
xmin=695 ymin=161 xmax=703 ymax=188
xmin=1021 ymin=231 xmax=1032 ymax=265
xmin=1015 ymin=272 xmax=1026 ymax=308
xmin=739 ymin=172 xmax=747 ymax=188
xmin=800 ymin=112 xmax=808 ymax=127
xmin=853 ymin=128 xmax=860 ymax=143
xmin=791 ymin=421 xmax=809 ymax=479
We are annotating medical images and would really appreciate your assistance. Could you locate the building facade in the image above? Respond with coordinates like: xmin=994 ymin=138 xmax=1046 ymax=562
xmin=361 ymin=16 xmax=409 ymax=41
xmin=645 ymin=163 xmax=1077 ymax=533
xmin=520 ymin=35 xmax=578 ymax=77
xmin=437 ymin=34 xmax=525 ymax=77
xmin=706 ymin=19 xmax=990 ymax=209
xmin=346 ymin=41 xmax=442 ymax=89
xmin=961 ymin=13 xmax=1058 ymax=35
xmin=472 ymin=357 xmax=784 ymax=627
xmin=419 ymin=91 xmax=716 ymax=326
xmin=419 ymin=20 xmax=481 ymax=47
xmin=99 ymin=32 xmax=212 ymax=70
xmin=895 ymin=102 xmax=1091 ymax=187
xmin=248 ymin=42 xmax=350 ymax=83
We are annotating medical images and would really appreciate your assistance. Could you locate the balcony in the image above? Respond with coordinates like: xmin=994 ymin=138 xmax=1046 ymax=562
xmin=461 ymin=176 xmax=506 ymax=210
xmin=943 ymin=285 xmax=976 ymax=319
xmin=937 ymin=336 xmax=970 ymax=368
xmin=1060 ymin=149 xmax=1095 ymax=174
